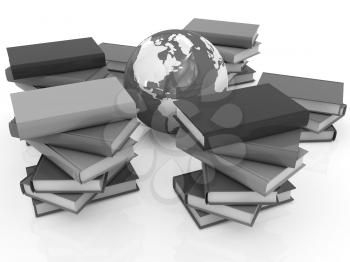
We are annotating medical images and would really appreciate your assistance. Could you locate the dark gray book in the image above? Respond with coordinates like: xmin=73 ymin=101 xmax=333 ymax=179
xmin=203 ymin=164 xmax=296 ymax=205
xmin=209 ymin=129 xmax=301 ymax=168
xmin=215 ymin=42 xmax=260 ymax=63
xmin=258 ymin=72 xmax=346 ymax=116
xmin=176 ymin=128 xmax=306 ymax=196
xmin=30 ymin=163 xmax=139 ymax=217
xmin=174 ymin=84 xmax=309 ymax=149
xmin=181 ymin=171 xmax=261 ymax=227
xmin=99 ymin=43 xmax=136 ymax=72
xmin=31 ymin=156 xmax=107 ymax=193
xmin=225 ymin=61 xmax=248 ymax=73
xmin=27 ymin=118 xmax=140 ymax=156
xmin=184 ymin=18 xmax=259 ymax=48
xmin=228 ymin=65 xmax=255 ymax=86
xmin=300 ymin=125 xmax=337 ymax=142
xmin=304 ymin=112 xmax=343 ymax=133
xmin=11 ymin=78 xmax=137 ymax=139
xmin=27 ymin=139 xmax=136 ymax=183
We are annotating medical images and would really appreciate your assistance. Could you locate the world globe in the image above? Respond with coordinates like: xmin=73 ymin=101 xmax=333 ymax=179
xmin=124 ymin=29 xmax=228 ymax=134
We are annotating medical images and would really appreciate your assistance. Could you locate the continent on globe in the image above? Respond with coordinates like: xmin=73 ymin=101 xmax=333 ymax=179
xmin=124 ymin=29 xmax=228 ymax=134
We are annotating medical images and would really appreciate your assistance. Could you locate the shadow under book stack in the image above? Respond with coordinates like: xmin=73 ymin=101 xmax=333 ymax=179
xmin=7 ymin=52 xmax=141 ymax=216
xmin=184 ymin=18 xmax=260 ymax=88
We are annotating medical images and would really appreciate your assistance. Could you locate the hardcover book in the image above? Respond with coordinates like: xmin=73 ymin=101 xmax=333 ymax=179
xmin=176 ymin=128 xmax=306 ymax=196
xmin=31 ymin=156 xmax=107 ymax=193
xmin=258 ymin=72 xmax=346 ymax=116
xmin=99 ymin=43 xmax=136 ymax=72
xmin=7 ymin=37 xmax=106 ymax=79
xmin=29 ymin=163 xmax=139 ymax=216
xmin=300 ymin=125 xmax=337 ymax=142
xmin=304 ymin=112 xmax=343 ymax=133
xmin=225 ymin=61 xmax=248 ymax=73
xmin=184 ymin=18 xmax=259 ymax=48
xmin=27 ymin=139 xmax=136 ymax=183
xmin=203 ymin=164 xmax=296 ymax=205
xmin=174 ymin=84 xmax=309 ymax=149
xmin=27 ymin=118 xmax=140 ymax=156
xmin=228 ymin=65 xmax=255 ymax=86
xmin=11 ymin=78 xmax=137 ymax=139
xmin=215 ymin=42 xmax=260 ymax=63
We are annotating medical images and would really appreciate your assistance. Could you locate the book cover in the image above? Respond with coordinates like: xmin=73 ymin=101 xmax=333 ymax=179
xmin=176 ymin=128 xmax=306 ymax=196
xmin=215 ymin=43 xmax=260 ymax=63
xmin=31 ymin=118 xmax=140 ymax=156
xmin=258 ymin=72 xmax=346 ymax=115
xmin=225 ymin=61 xmax=248 ymax=73
xmin=203 ymin=164 xmax=296 ymax=205
xmin=99 ymin=43 xmax=136 ymax=63
xmin=304 ymin=112 xmax=344 ymax=133
xmin=174 ymin=84 xmax=309 ymax=149
xmin=184 ymin=18 xmax=259 ymax=48
xmin=7 ymin=37 xmax=106 ymax=79
xmin=11 ymin=78 xmax=137 ymax=139
xmin=27 ymin=139 xmax=136 ymax=183
xmin=228 ymin=66 xmax=255 ymax=86
xmin=300 ymin=125 xmax=337 ymax=142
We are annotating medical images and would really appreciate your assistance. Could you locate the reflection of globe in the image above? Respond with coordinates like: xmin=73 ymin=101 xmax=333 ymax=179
xmin=124 ymin=29 xmax=228 ymax=134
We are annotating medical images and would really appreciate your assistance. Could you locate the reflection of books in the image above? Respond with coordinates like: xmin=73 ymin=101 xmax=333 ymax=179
xmin=30 ymin=163 xmax=139 ymax=217
xmin=301 ymin=126 xmax=337 ymax=142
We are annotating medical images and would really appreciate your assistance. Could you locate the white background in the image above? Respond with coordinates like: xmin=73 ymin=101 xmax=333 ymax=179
xmin=0 ymin=0 xmax=349 ymax=261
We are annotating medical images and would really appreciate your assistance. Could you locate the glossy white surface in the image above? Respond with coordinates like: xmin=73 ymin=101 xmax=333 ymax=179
xmin=0 ymin=1 xmax=349 ymax=261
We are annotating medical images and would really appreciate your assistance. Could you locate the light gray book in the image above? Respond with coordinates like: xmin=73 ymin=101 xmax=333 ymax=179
xmin=31 ymin=163 xmax=139 ymax=217
xmin=228 ymin=65 xmax=255 ymax=86
xmin=28 ymin=118 xmax=140 ymax=156
xmin=176 ymin=128 xmax=306 ymax=196
xmin=225 ymin=61 xmax=248 ymax=73
xmin=300 ymin=125 xmax=337 ymax=142
xmin=27 ymin=139 xmax=136 ymax=183
xmin=258 ymin=72 xmax=346 ymax=116
xmin=11 ymin=78 xmax=137 ymax=139
xmin=203 ymin=164 xmax=296 ymax=205
xmin=304 ymin=112 xmax=344 ymax=133
xmin=215 ymin=42 xmax=260 ymax=63
xmin=184 ymin=18 xmax=259 ymax=48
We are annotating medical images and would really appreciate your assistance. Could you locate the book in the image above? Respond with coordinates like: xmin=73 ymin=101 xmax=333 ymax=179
xmin=209 ymin=129 xmax=301 ymax=168
xmin=11 ymin=78 xmax=137 ymax=139
xmin=7 ymin=37 xmax=106 ymax=79
xmin=300 ymin=125 xmax=337 ymax=142
xmin=176 ymin=128 xmax=306 ymax=196
xmin=174 ymin=84 xmax=309 ymax=149
xmin=203 ymin=164 xmax=296 ymax=205
xmin=175 ymin=171 xmax=260 ymax=226
xmin=31 ymin=156 xmax=107 ymax=193
xmin=226 ymin=61 xmax=248 ymax=73
xmin=26 ymin=118 xmax=140 ymax=156
xmin=99 ymin=43 xmax=136 ymax=72
xmin=258 ymin=72 xmax=346 ymax=116
xmin=26 ymin=163 xmax=138 ymax=215
xmin=228 ymin=65 xmax=255 ymax=86
xmin=304 ymin=112 xmax=343 ymax=133
xmin=27 ymin=139 xmax=136 ymax=183
xmin=215 ymin=42 xmax=260 ymax=63
xmin=184 ymin=18 xmax=259 ymax=48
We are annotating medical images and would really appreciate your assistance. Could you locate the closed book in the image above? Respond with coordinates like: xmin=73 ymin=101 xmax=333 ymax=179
xmin=203 ymin=164 xmax=296 ymax=205
xmin=27 ymin=139 xmax=136 ymax=183
xmin=304 ymin=112 xmax=343 ymax=133
xmin=99 ymin=43 xmax=136 ymax=72
xmin=176 ymin=128 xmax=306 ymax=196
xmin=300 ymin=125 xmax=337 ymax=142
xmin=210 ymin=129 xmax=301 ymax=168
xmin=226 ymin=61 xmax=248 ymax=73
xmin=228 ymin=65 xmax=255 ymax=86
xmin=7 ymin=37 xmax=106 ymax=80
xmin=11 ymin=78 xmax=137 ymax=139
xmin=174 ymin=84 xmax=309 ymax=149
xmin=258 ymin=72 xmax=346 ymax=116
xmin=184 ymin=18 xmax=259 ymax=48
xmin=31 ymin=156 xmax=107 ymax=193
xmin=215 ymin=42 xmax=260 ymax=63
xmin=29 ymin=118 xmax=139 ymax=156
xmin=182 ymin=171 xmax=261 ymax=227
xmin=173 ymin=173 xmax=227 ymax=229
xmin=31 ymin=163 xmax=139 ymax=217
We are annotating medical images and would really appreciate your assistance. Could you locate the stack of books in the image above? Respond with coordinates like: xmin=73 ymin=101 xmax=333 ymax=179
xmin=173 ymin=84 xmax=309 ymax=228
xmin=184 ymin=18 xmax=260 ymax=87
xmin=258 ymin=73 xmax=346 ymax=142
xmin=8 ymin=76 xmax=140 ymax=216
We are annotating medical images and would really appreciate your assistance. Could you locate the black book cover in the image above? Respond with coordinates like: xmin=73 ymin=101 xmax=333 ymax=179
xmin=7 ymin=37 xmax=106 ymax=79
xmin=174 ymin=84 xmax=309 ymax=149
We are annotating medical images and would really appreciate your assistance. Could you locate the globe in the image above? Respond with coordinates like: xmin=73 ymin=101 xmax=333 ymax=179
xmin=124 ymin=29 xmax=228 ymax=134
